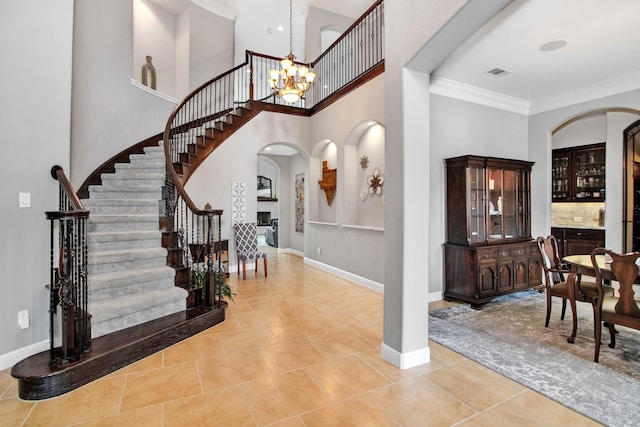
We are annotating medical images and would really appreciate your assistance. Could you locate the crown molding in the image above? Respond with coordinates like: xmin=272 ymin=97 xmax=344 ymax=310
xmin=191 ymin=0 xmax=238 ymax=20
xmin=528 ymin=70 xmax=640 ymax=115
xmin=430 ymin=77 xmax=530 ymax=115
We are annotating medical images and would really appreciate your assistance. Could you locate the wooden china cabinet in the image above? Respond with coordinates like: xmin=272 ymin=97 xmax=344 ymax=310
xmin=444 ymin=155 xmax=542 ymax=308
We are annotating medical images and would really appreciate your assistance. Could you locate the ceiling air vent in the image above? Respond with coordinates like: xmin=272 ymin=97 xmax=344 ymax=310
xmin=486 ymin=67 xmax=510 ymax=77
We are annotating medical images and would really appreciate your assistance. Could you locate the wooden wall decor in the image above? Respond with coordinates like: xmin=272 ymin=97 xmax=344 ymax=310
xmin=318 ymin=160 xmax=337 ymax=206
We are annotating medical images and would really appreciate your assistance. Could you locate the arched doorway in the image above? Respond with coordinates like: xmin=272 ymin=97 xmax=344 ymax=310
xmin=257 ymin=143 xmax=309 ymax=253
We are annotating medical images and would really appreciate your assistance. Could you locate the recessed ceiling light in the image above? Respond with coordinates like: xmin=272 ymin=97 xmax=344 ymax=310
xmin=367 ymin=121 xmax=376 ymax=126
xmin=265 ymin=146 xmax=272 ymax=151
xmin=539 ymin=40 xmax=567 ymax=52
xmin=277 ymin=26 xmax=284 ymax=32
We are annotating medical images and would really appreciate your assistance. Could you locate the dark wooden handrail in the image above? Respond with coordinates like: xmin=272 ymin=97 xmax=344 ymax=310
xmin=311 ymin=0 xmax=384 ymax=67
xmin=51 ymin=165 xmax=86 ymax=212
xmin=77 ymin=132 xmax=165 ymax=200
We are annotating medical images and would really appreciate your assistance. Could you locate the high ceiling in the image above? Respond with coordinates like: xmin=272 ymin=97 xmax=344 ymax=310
xmin=432 ymin=0 xmax=640 ymax=114
xmin=148 ymin=0 xmax=640 ymax=115
xmin=150 ymin=0 xmax=372 ymax=19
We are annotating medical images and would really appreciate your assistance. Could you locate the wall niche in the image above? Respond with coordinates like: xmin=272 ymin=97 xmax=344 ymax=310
xmin=345 ymin=121 xmax=385 ymax=229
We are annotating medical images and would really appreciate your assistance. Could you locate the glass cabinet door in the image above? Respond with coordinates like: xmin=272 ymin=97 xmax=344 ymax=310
xmin=486 ymin=168 xmax=529 ymax=241
xmin=574 ymin=147 xmax=606 ymax=200
xmin=552 ymin=153 xmax=570 ymax=201
xmin=487 ymin=168 xmax=503 ymax=241
xmin=502 ymin=169 xmax=518 ymax=239
xmin=517 ymin=170 xmax=531 ymax=238
xmin=468 ymin=166 xmax=486 ymax=244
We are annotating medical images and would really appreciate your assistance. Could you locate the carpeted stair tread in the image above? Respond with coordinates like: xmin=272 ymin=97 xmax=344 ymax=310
xmin=101 ymin=174 xmax=165 ymax=183
xmin=88 ymin=213 xmax=158 ymax=222
xmin=87 ymin=215 xmax=159 ymax=233
xmin=89 ymin=287 xmax=188 ymax=337
xmin=88 ymin=266 xmax=175 ymax=289
xmin=87 ymin=189 xmax=162 ymax=200
xmin=88 ymin=246 xmax=168 ymax=264
xmin=89 ymin=289 xmax=187 ymax=321
xmin=88 ymin=230 xmax=161 ymax=242
xmin=82 ymin=199 xmax=160 ymax=215
xmin=88 ymin=185 xmax=161 ymax=192
xmin=88 ymin=230 xmax=162 ymax=251
xmin=82 ymin=199 xmax=159 ymax=207
xmin=88 ymin=267 xmax=176 ymax=301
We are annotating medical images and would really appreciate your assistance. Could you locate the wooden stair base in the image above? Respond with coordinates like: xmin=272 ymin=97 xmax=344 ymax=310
xmin=11 ymin=304 xmax=227 ymax=400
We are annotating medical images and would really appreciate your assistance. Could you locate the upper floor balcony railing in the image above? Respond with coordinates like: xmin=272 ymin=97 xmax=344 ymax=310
xmin=161 ymin=0 xmax=384 ymax=312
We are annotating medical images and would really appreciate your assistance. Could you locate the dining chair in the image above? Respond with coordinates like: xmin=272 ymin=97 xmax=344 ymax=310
xmin=590 ymin=248 xmax=640 ymax=363
xmin=536 ymin=236 xmax=614 ymax=343
xmin=232 ymin=222 xmax=267 ymax=280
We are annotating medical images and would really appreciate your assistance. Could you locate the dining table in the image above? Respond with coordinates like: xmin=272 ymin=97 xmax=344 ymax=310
xmin=560 ymin=254 xmax=611 ymax=343
xmin=562 ymin=253 xmax=640 ymax=343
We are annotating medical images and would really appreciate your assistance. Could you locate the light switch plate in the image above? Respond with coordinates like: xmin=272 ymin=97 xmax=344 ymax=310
xmin=19 ymin=192 xmax=31 ymax=208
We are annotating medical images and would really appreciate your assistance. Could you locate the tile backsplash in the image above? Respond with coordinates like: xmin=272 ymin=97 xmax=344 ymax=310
xmin=552 ymin=202 xmax=605 ymax=227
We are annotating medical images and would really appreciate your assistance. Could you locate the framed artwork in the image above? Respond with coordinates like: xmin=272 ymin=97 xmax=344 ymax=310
xmin=295 ymin=173 xmax=305 ymax=232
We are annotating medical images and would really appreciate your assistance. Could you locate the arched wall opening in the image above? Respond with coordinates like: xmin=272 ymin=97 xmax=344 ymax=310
xmin=549 ymin=107 xmax=640 ymax=252
xmin=310 ymin=139 xmax=338 ymax=224
xmin=344 ymin=120 xmax=386 ymax=228
xmin=258 ymin=142 xmax=310 ymax=253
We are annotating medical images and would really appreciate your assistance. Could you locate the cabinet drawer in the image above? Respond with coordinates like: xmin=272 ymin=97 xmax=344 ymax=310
xmin=496 ymin=248 xmax=511 ymax=259
xmin=564 ymin=228 xmax=604 ymax=241
xmin=477 ymin=248 xmax=497 ymax=261
xmin=509 ymin=246 xmax=527 ymax=257
xmin=528 ymin=243 xmax=540 ymax=256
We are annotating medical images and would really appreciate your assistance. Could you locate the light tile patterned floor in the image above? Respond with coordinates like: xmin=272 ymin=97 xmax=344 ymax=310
xmin=0 ymin=251 xmax=599 ymax=426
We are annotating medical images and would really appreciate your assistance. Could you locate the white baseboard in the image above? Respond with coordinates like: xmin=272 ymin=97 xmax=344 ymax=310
xmin=380 ymin=342 xmax=431 ymax=369
xmin=429 ymin=290 xmax=444 ymax=302
xmin=0 ymin=340 xmax=49 ymax=371
xmin=303 ymin=258 xmax=384 ymax=293
xmin=228 ymin=247 xmax=303 ymax=273
xmin=280 ymin=247 xmax=303 ymax=257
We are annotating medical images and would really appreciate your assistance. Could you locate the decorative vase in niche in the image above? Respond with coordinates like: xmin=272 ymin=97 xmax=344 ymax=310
xmin=141 ymin=55 xmax=156 ymax=90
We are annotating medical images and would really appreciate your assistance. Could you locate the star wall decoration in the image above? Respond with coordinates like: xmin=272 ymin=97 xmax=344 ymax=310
xmin=360 ymin=155 xmax=369 ymax=169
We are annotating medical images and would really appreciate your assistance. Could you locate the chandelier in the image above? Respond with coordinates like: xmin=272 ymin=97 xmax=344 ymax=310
xmin=268 ymin=0 xmax=315 ymax=103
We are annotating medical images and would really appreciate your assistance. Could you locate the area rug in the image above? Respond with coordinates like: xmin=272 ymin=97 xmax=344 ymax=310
xmin=429 ymin=290 xmax=640 ymax=427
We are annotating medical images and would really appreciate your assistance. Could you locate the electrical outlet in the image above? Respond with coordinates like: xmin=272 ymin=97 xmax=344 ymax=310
xmin=317 ymin=247 xmax=321 ymax=255
xmin=574 ymin=216 xmax=582 ymax=222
